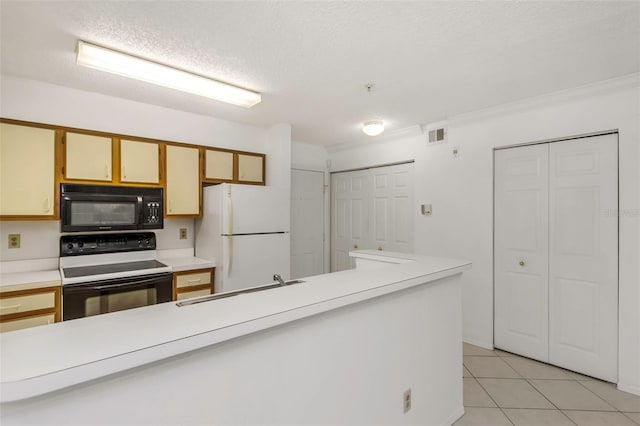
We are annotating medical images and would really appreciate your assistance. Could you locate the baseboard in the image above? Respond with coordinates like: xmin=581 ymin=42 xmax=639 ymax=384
xmin=441 ymin=406 xmax=465 ymax=426
xmin=463 ymin=337 xmax=494 ymax=350
xmin=617 ymin=382 xmax=640 ymax=396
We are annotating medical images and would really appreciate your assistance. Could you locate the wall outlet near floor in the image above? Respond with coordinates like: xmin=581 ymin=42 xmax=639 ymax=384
xmin=403 ymin=388 xmax=411 ymax=413
xmin=179 ymin=228 xmax=188 ymax=240
xmin=8 ymin=234 xmax=20 ymax=249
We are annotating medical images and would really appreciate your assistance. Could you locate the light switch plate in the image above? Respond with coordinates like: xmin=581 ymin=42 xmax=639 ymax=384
xmin=421 ymin=204 xmax=432 ymax=216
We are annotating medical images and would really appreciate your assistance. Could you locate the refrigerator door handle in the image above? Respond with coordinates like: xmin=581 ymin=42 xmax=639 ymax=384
xmin=227 ymin=186 xmax=233 ymax=277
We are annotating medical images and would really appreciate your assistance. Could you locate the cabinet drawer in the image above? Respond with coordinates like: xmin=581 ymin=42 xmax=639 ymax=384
xmin=0 ymin=291 xmax=56 ymax=315
xmin=0 ymin=313 xmax=56 ymax=333
xmin=176 ymin=288 xmax=212 ymax=301
xmin=175 ymin=271 xmax=212 ymax=289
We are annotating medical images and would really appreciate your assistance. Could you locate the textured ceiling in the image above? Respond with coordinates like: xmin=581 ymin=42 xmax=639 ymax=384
xmin=1 ymin=1 xmax=639 ymax=145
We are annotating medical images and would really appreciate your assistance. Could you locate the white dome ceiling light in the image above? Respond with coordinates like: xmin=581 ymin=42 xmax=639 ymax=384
xmin=362 ymin=120 xmax=385 ymax=136
xmin=361 ymin=83 xmax=384 ymax=137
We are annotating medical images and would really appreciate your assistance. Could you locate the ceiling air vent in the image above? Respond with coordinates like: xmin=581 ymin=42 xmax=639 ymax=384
xmin=428 ymin=127 xmax=447 ymax=144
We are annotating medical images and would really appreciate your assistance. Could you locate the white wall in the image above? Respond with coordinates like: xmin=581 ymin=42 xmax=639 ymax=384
xmin=0 ymin=219 xmax=194 ymax=263
xmin=327 ymin=74 xmax=640 ymax=394
xmin=0 ymin=76 xmax=266 ymax=152
xmin=0 ymin=75 xmax=290 ymax=259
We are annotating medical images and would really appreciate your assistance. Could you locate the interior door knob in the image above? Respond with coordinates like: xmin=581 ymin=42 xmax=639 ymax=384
xmin=353 ymin=244 xmax=358 ymax=249
xmin=519 ymin=260 xmax=525 ymax=266
xmin=378 ymin=246 xmax=382 ymax=251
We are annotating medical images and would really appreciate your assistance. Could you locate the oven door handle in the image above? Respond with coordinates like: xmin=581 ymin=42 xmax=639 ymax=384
xmin=68 ymin=276 xmax=168 ymax=292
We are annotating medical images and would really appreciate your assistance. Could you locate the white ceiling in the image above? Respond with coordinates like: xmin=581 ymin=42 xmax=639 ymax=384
xmin=1 ymin=1 xmax=638 ymax=145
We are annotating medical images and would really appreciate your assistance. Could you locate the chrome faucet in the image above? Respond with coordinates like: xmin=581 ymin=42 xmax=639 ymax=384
xmin=273 ymin=274 xmax=286 ymax=286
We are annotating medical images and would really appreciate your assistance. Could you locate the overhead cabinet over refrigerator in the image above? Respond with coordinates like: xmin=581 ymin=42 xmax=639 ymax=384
xmin=195 ymin=184 xmax=290 ymax=293
xmin=494 ymin=133 xmax=618 ymax=382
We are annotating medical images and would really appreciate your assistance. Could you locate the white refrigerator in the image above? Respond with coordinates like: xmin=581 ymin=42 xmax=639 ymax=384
xmin=195 ymin=184 xmax=290 ymax=293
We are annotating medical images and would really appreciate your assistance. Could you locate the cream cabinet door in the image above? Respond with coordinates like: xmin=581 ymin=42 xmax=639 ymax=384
xmin=65 ymin=132 xmax=112 ymax=181
xmin=166 ymin=145 xmax=200 ymax=215
xmin=120 ymin=139 xmax=160 ymax=184
xmin=237 ymin=153 xmax=264 ymax=184
xmin=0 ymin=123 xmax=55 ymax=216
xmin=204 ymin=149 xmax=234 ymax=181
xmin=0 ymin=313 xmax=56 ymax=333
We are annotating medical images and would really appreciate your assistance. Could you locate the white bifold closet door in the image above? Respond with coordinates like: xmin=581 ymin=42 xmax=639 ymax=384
xmin=494 ymin=144 xmax=550 ymax=362
xmin=494 ymin=133 xmax=618 ymax=382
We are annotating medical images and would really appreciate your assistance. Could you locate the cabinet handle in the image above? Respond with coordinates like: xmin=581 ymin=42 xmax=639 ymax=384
xmin=122 ymin=165 xmax=126 ymax=179
xmin=105 ymin=164 xmax=110 ymax=178
xmin=0 ymin=304 xmax=21 ymax=312
xmin=169 ymin=199 xmax=173 ymax=213
xmin=519 ymin=260 xmax=525 ymax=267
xmin=187 ymin=278 xmax=202 ymax=283
xmin=44 ymin=197 xmax=51 ymax=213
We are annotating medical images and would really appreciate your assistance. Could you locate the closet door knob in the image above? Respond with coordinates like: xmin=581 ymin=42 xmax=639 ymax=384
xmin=519 ymin=260 xmax=525 ymax=267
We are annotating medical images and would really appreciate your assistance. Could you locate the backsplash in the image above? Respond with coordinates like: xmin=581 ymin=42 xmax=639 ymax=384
xmin=0 ymin=219 xmax=195 ymax=262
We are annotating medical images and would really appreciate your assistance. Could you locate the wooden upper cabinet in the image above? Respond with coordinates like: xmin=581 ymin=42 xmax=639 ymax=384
xmin=120 ymin=139 xmax=160 ymax=184
xmin=0 ymin=123 xmax=56 ymax=218
xmin=165 ymin=144 xmax=200 ymax=216
xmin=64 ymin=132 xmax=113 ymax=182
xmin=203 ymin=148 xmax=234 ymax=183
xmin=237 ymin=153 xmax=265 ymax=185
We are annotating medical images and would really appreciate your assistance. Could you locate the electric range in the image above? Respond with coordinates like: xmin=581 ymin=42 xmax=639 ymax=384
xmin=59 ymin=232 xmax=173 ymax=321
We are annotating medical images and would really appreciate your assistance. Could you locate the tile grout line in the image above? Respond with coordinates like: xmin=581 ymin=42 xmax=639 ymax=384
xmin=464 ymin=360 xmax=515 ymax=425
xmin=621 ymin=412 xmax=640 ymax=425
xmin=523 ymin=377 xmax=578 ymax=425
xmin=574 ymin=379 xmax=625 ymax=413
xmin=471 ymin=376 xmax=516 ymax=426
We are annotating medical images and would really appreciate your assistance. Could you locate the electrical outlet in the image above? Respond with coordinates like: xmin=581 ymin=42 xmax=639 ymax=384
xmin=452 ymin=147 xmax=460 ymax=158
xmin=179 ymin=228 xmax=188 ymax=240
xmin=8 ymin=234 xmax=20 ymax=249
xmin=403 ymin=388 xmax=411 ymax=413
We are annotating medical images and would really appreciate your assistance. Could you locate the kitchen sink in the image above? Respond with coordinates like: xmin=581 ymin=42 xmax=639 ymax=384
xmin=176 ymin=279 xmax=305 ymax=307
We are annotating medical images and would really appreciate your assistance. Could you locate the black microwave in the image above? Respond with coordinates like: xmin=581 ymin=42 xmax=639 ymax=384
xmin=60 ymin=184 xmax=163 ymax=232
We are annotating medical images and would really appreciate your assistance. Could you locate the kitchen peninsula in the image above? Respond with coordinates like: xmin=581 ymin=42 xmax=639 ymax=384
xmin=0 ymin=252 xmax=471 ymax=426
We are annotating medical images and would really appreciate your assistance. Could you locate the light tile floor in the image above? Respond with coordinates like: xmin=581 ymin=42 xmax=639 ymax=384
xmin=454 ymin=343 xmax=640 ymax=426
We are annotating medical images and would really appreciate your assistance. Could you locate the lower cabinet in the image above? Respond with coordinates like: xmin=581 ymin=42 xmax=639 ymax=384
xmin=172 ymin=268 xmax=214 ymax=301
xmin=0 ymin=286 xmax=61 ymax=333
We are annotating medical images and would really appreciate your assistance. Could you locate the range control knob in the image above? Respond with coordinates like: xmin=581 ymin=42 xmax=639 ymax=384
xmin=145 ymin=239 xmax=150 ymax=245
xmin=78 ymin=242 xmax=84 ymax=248
xmin=66 ymin=243 xmax=74 ymax=250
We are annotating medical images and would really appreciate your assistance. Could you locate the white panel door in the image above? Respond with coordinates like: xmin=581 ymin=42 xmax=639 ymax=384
xmin=331 ymin=170 xmax=368 ymax=271
xmin=331 ymin=163 xmax=414 ymax=272
xmin=370 ymin=163 xmax=414 ymax=253
xmin=494 ymin=144 xmax=550 ymax=362
xmin=548 ymin=135 xmax=618 ymax=382
xmin=291 ymin=169 xmax=325 ymax=279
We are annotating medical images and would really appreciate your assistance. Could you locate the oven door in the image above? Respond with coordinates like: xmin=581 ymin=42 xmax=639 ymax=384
xmin=62 ymin=273 xmax=172 ymax=321
xmin=60 ymin=193 xmax=142 ymax=232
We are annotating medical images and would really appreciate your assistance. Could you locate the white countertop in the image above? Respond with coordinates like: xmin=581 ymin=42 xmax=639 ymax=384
xmin=0 ymin=255 xmax=215 ymax=291
xmin=159 ymin=256 xmax=216 ymax=272
xmin=0 ymin=270 xmax=61 ymax=292
xmin=0 ymin=254 xmax=470 ymax=402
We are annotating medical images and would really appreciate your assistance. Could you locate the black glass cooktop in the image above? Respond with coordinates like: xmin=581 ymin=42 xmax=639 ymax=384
xmin=63 ymin=260 xmax=168 ymax=278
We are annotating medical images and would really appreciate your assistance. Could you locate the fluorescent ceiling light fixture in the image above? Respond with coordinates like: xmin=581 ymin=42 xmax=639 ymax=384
xmin=362 ymin=120 xmax=385 ymax=136
xmin=76 ymin=40 xmax=261 ymax=108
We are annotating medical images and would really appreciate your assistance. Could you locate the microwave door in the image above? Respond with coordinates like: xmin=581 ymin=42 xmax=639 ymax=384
xmin=61 ymin=193 xmax=141 ymax=232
